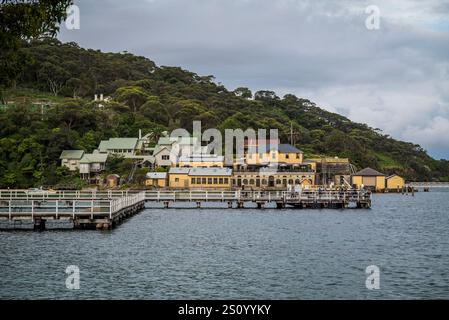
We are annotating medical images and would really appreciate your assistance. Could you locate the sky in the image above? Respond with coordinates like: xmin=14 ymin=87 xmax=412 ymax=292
xmin=58 ymin=0 xmax=449 ymax=160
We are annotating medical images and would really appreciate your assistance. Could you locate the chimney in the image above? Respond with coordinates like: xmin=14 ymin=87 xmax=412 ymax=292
xmin=94 ymin=94 xmax=98 ymax=101
xmin=139 ymin=129 xmax=142 ymax=140
xmin=100 ymin=93 xmax=104 ymax=101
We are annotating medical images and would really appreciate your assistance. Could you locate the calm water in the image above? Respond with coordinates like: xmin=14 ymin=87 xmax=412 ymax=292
xmin=1 ymin=190 xmax=449 ymax=299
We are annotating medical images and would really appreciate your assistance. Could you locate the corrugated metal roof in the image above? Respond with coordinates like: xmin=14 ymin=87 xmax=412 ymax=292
xmin=188 ymin=168 xmax=232 ymax=176
xmin=153 ymin=145 xmax=171 ymax=156
xmin=99 ymin=138 xmax=138 ymax=151
xmin=146 ymin=172 xmax=167 ymax=179
xmin=80 ymin=152 xmax=108 ymax=164
xmin=60 ymin=150 xmax=84 ymax=160
xmin=169 ymin=167 xmax=191 ymax=174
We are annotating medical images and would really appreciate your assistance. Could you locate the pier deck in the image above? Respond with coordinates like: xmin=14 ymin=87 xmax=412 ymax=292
xmin=0 ymin=192 xmax=145 ymax=230
xmin=0 ymin=189 xmax=371 ymax=231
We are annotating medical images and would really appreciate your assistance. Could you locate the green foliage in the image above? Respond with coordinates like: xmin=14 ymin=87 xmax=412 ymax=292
xmin=0 ymin=39 xmax=448 ymax=188
xmin=0 ymin=0 xmax=72 ymax=99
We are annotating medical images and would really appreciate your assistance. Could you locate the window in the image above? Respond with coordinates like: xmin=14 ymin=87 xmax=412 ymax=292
xmin=249 ymin=179 xmax=255 ymax=185
xmin=288 ymin=179 xmax=294 ymax=185
xmin=224 ymin=178 xmax=229 ymax=184
xmin=202 ymin=178 xmax=207 ymax=184
xmin=262 ymin=179 xmax=267 ymax=185
xmin=191 ymin=178 xmax=196 ymax=184
xmin=283 ymin=179 xmax=287 ymax=186
xmin=243 ymin=179 xmax=248 ymax=185
xmin=276 ymin=179 xmax=281 ymax=185
xmin=208 ymin=178 xmax=212 ymax=184
xmin=196 ymin=178 xmax=201 ymax=184
xmin=296 ymin=153 xmax=300 ymax=159
xmin=162 ymin=155 xmax=169 ymax=160
xmin=219 ymin=178 xmax=223 ymax=184
xmin=285 ymin=154 xmax=289 ymax=159
xmin=175 ymin=178 xmax=179 ymax=182
xmin=213 ymin=178 xmax=218 ymax=184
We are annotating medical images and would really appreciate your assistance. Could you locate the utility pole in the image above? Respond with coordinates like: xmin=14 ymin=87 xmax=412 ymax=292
xmin=289 ymin=121 xmax=300 ymax=146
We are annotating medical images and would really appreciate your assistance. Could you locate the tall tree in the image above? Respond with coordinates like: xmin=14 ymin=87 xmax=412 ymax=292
xmin=0 ymin=0 xmax=72 ymax=101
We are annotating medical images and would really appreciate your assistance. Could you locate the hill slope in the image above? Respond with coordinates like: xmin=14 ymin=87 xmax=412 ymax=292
xmin=1 ymin=38 xmax=448 ymax=187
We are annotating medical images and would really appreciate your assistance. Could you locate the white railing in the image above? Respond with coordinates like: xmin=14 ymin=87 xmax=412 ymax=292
xmin=0 ymin=189 xmax=371 ymax=204
xmin=143 ymin=189 xmax=370 ymax=202
xmin=408 ymin=182 xmax=449 ymax=188
xmin=0 ymin=191 xmax=146 ymax=220
xmin=108 ymin=191 xmax=145 ymax=218
xmin=0 ymin=189 xmax=133 ymax=200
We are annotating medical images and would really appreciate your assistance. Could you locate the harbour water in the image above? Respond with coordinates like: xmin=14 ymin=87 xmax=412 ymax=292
xmin=1 ymin=190 xmax=448 ymax=299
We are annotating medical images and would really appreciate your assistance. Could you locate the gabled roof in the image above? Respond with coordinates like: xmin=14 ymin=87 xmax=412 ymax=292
xmin=354 ymin=167 xmax=385 ymax=176
xmin=251 ymin=144 xmax=302 ymax=153
xmin=153 ymin=145 xmax=171 ymax=156
xmin=188 ymin=168 xmax=232 ymax=176
xmin=386 ymin=174 xmax=403 ymax=180
xmin=277 ymin=144 xmax=302 ymax=153
xmin=146 ymin=172 xmax=167 ymax=179
xmin=157 ymin=137 xmax=176 ymax=146
xmin=80 ymin=152 xmax=108 ymax=164
xmin=60 ymin=150 xmax=84 ymax=160
xmin=98 ymin=138 xmax=138 ymax=151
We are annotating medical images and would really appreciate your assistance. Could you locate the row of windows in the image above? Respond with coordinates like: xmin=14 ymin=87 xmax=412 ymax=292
xmin=235 ymin=175 xmax=310 ymax=179
xmin=191 ymin=177 xmax=230 ymax=185
xmin=233 ymin=178 xmax=311 ymax=186
xmin=111 ymin=149 xmax=133 ymax=153
xmin=247 ymin=153 xmax=301 ymax=159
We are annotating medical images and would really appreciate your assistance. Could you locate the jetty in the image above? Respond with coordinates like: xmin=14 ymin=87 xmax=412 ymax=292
xmin=0 ymin=189 xmax=371 ymax=231
xmin=0 ymin=191 xmax=145 ymax=230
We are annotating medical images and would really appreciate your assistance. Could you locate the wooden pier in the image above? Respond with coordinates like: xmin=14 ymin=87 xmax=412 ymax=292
xmin=0 ymin=192 xmax=146 ymax=231
xmin=0 ymin=189 xmax=371 ymax=231
xmin=143 ymin=190 xmax=371 ymax=209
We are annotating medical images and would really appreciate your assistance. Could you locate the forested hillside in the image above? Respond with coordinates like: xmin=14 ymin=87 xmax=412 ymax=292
xmin=1 ymin=38 xmax=448 ymax=188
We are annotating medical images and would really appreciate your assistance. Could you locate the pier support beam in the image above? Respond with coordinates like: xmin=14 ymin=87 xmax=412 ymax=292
xmin=196 ymin=202 xmax=201 ymax=209
xmin=237 ymin=202 xmax=244 ymax=209
xmin=256 ymin=202 xmax=265 ymax=209
xmin=33 ymin=218 xmax=46 ymax=231
xmin=163 ymin=201 xmax=170 ymax=209
xmin=227 ymin=201 xmax=233 ymax=209
xmin=276 ymin=202 xmax=285 ymax=209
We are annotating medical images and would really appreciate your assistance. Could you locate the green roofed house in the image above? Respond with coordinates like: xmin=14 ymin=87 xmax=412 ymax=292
xmin=98 ymin=138 xmax=139 ymax=156
xmin=79 ymin=150 xmax=108 ymax=183
xmin=60 ymin=150 xmax=85 ymax=171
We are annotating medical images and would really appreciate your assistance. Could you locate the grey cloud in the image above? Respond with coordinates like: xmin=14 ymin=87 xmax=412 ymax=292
xmin=59 ymin=0 xmax=449 ymax=158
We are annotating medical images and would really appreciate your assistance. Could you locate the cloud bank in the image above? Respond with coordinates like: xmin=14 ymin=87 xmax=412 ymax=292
xmin=59 ymin=0 xmax=449 ymax=159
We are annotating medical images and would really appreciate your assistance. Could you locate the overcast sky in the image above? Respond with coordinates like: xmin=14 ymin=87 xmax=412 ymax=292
xmin=58 ymin=0 xmax=449 ymax=159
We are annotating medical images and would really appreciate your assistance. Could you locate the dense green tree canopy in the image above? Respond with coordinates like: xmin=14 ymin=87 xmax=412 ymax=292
xmin=0 ymin=39 xmax=448 ymax=188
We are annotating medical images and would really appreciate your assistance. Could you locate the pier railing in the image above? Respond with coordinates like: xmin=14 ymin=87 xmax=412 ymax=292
xmin=0 ymin=191 xmax=146 ymax=219
xmin=0 ymin=189 xmax=137 ymax=200
xmin=143 ymin=189 xmax=371 ymax=203
xmin=0 ymin=189 xmax=370 ymax=203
